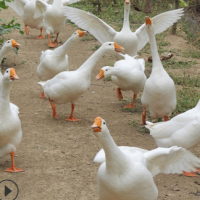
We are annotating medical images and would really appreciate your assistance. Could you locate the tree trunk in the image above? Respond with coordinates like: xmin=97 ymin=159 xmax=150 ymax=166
xmin=172 ymin=0 xmax=179 ymax=34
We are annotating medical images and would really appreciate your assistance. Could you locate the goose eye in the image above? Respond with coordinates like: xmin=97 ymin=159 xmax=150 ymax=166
xmin=109 ymin=43 xmax=111 ymax=45
xmin=6 ymin=70 xmax=8 ymax=73
xmin=7 ymin=41 xmax=10 ymax=43
xmin=103 ymin=122 xmax=105 ymax=124
xmin=106 ymin=69 xmax=108 ymax=71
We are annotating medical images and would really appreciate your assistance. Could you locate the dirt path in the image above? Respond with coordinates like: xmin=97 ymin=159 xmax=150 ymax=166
xmin=0 ymin=8 xmax=200 ymax=200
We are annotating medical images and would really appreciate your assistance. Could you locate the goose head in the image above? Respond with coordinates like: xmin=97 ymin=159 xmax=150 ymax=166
xmin=3 ymin=68 xmax=19 ymax=83
xmin=124 ymin=0 xmax=130 ymax=11
xmin=145 ymin=16 xmax=155 ymax=34
xmin=96 ymin=66 xmax=111 ymax=80
xmin=72 ymin=30 xmax=87 ymax=39
xmin=91 ymin=117 xmax=108 ymax=138
xmin=101 ymin=42 xmax=124 ymax=53
xmin=1 ymin=39 xmax=21 ymax=50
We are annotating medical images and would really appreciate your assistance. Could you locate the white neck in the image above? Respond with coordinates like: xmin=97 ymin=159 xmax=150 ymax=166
xmin=0 ymin=77 xmax=13 ymax=114
xmin=53 ymin=0 xmax=62 ymax=6
xmin=97 ymin=127 xmax=128 ymax=173
xmin=146 ymin=26 xmax=163 ymax=71
xmin=122 ymin=3 xmax=130 ymax=30
xmin=54 ymin=35 xmax=78 ymax=56
xmin=77 ymin=46 xmax=112 ymax=79
xmin=0 ymin=45 xmax=11 ymax=63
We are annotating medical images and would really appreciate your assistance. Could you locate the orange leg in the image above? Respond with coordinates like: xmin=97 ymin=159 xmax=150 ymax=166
xmin=183 ymin=171 xmax=198 ymax=177
xmin=36 ymin=28 xmax=45 ymax=39
xmin=53 ymin=33 xmax=59 ymax=45
xmin=66 ymin=104 xmax=80 ymax=122
xmin=5 ymin=152 xmax=24 ymax=173
xmin=48 ymin=34 xmax=57 ymax=48
xmin=49 ymin=98 xmax=58 ymax=119
xmin=142 ymin=107 xmax=146 ymax=125
xmin=25 ymin=25 xmax=29 ymax=35
xmin=116 ymin=88 xmax=123 ymax=100
xmin=164 ymin=116 xmax=169 ymax=121
xmin=124 ymin=94 xmax=137 ymax=108
xmin=40 ymin=91 xmax=46 ymax=98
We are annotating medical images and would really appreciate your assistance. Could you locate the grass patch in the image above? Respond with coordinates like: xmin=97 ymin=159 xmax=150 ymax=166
xmin=132 ymin=121 xmax=150 ymax=134
xmin=163 ymin=60 xmax=197 ymax=69
xmin=91 ymin=43 xmax=101 ymax=51
xmin=173 ymin=87 xmax=200 ymax=115
xmin=182 ymin=49 xmax=200 ymax=59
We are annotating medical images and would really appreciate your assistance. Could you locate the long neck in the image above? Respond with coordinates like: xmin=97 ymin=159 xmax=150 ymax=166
xmin=0 ymin=46 xmax=10 ymax=63
xmin=98 ymin=128 xmax=128 ymax=173
xmin=147 ymin=26 xmax=163 ymax=71
xmin=77 ymin=46 xmax=109 ymax=78
xmin=0 ymin=79 xmax=12 ymax=113
xmin=122 ymin=3 xmax=130 ymax=30
xmin=54 ymin=36 xmax=77 ymax=56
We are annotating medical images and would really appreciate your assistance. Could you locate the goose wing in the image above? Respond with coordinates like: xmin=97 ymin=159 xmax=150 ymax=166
xmin=62 ymin=6 xmax=117 ymax=44
xmin=136 ymin=8 xmax=184 ymax=51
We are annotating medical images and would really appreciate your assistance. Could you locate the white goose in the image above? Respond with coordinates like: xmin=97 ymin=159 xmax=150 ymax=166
xmin=5 ymin=0 xmax=45 ymax=39
xmin=141 ymin=16 xmax=176 ymax=125
xmin=0 ymin=68 xmax=24 ymax=172
xmin=91 ymin=117 xmax=200 ymax=200
xmin=35 ymin=0 xmax=81 ymax=47
xmin=62 ymin=0 xmax=184 ymax=59
xmin=96 ymin=54 xmax=146 ymax=108
xmin=36 ymin=30 xmax=86 ymax=97
xmin=145 ymin=100 xmax=200 ymax=176
xmin=38 ymin=42 xmax=124 ymax=121
xmin=0 ymin=39 xmax=21 ymax=90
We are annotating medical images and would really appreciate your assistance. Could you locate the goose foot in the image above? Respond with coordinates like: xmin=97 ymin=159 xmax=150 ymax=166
xmin=36 ymin=28 xmax=45 ymax=39
xmin=124 ymin=94 xmax=137 ymax=108
xmin=25 ymin=25 xmax=29 ymax=35
xmin=142 ymin=107 xmax=146 ymax=125
xmin=183 ymin=171 xmax=198 ymax=177
xmin=40 ymin=91 xmax=46 ymax=98
xmin=66 ymin=104 xmax=80 ymax=122
xmin=48 ymin=34 xmax=57 ymax=48
xmin=49 ymin=98 xmax=58 ymax=119
xmin=66 ymin=116 xmax=80 ymax=122
xmin=5 ymin=152 xmax=24 ymax=173
xmin=116 ymin=88 xmax=123 ymax=100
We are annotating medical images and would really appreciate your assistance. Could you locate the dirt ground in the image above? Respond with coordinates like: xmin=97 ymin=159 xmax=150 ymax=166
xmin=0 ymin=7 xmax=200 ymax=200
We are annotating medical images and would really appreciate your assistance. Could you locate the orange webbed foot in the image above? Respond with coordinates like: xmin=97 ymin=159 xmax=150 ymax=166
xmin=5 ymin=166 xmax=24 ymax=173
xmin=66 ymin=116 xmax=80 ymax=122
xmin=183 ymin=171 xmax=198 ymax=177
xmin=36 ymin=35 xmax=45 ymax=39
xmin=123 ymin=104 xmax=134 ymax=108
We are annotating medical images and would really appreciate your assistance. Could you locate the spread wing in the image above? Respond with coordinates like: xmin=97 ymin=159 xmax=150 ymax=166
xmin=144 ymin=146 xmax=200 ymax=177
xmin=5 ymin=0 xmax=28 ymax=16
xmin=34 ymin=0 xmax=49 ymax=19
xmin=136 ymin=8 xmax=184 ymax=51
xmin=62 ymin=6 xmax=117 ymax=44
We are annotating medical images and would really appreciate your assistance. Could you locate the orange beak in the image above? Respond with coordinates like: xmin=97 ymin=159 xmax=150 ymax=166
xmin=125 ymin=0 xmax=129 ymax=4
xmin=91 ymin=117 xmax=102 ymax=132
xmin=78 ymin=30 xmax=86 ymax=37
xmin=10 ymin=68 xmax=19 ymax=80
xmin=145 ymin=16 xmax=152 ymax=25
xmin=11 ymin=39 xmax=20 ymax=48
xmin=114 ymin=42 xmax=124 ymax=53
xmin=96 ymin=69 xmax=104 ymax=80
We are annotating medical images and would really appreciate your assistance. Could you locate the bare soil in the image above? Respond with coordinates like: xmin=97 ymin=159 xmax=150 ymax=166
xmin=0 ymin=8 xmax=200 ymax=200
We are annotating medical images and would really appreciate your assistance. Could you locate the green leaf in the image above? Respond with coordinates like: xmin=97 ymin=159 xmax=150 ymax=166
xmin=179 ymin=0 xmax=188 ymax=7
xmin=0 ymin=1 xmax=8 ymax=9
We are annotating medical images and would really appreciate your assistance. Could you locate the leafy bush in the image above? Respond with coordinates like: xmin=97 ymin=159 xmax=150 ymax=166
xmin=0 ymin=0 xmax=24 ymax=45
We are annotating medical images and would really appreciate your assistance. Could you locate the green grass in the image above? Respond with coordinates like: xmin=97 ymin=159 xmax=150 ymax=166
xmin=174 ymin=87 xmax=200 ymax=115
xmin=182 ymin=49 xmax=200 ymax=59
